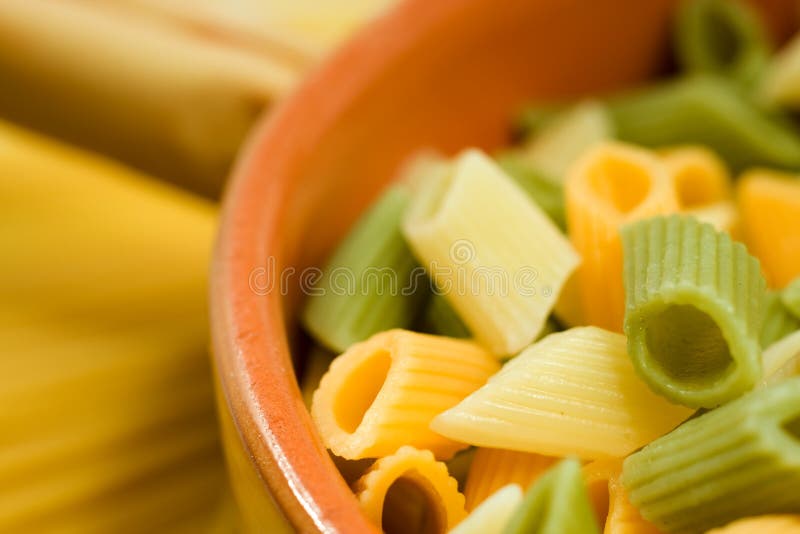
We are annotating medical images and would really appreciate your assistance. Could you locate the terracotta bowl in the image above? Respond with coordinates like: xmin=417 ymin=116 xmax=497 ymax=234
xmin=211 ymin=0 xmax=796 ymax=531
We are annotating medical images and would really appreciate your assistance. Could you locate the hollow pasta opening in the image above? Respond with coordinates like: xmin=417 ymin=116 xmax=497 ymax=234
xmin=333 ymin=349 xmax=391 ymax=433
xmin=381 ymin=471 xmax=447 ymax=534
xmin=644 ymin=304 xmax=734 ymax=387
xmin=673 ymin=165 xmax=719 ymax=208
xmin=588 ymin=156 xmax=651 ymax=213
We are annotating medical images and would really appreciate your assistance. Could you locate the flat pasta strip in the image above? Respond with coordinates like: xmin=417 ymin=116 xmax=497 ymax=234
xmin=302 ymin=184 xmax=429 ymax=352
xmin=673 ymin=0 xmax=769 ymax=87
xmin=609 ymin=75 xmax=800 ymax=171
xmin=583 ymin=459 xmax=662 ymax=534
xmin=463 ymin=448 xmax=557 ymax=511
xmin=311 ymin=329 xmax=499 ymax=459
xmin=503 ymin=458 xmax=600 ymax=534
xmin=622 ymin=377 xmax=800 ymax=533
xmin=403 ymin=149 xmax=579 ymax=356
xmin=565 ymin=141 xmax=679 ymax=331
xmin=450 ymin=484 xmax=523 ymax=534
xmin=737 ymin=169 xmax=800 ymax=288
xmin=622 ymin=215 xmax=765 ymax=408
xmin=431 ymin=327 xmax=692 ymax=459
xmin=707 ymin=515 xmax=800 ymax=533
xmin=353 ymin=446 xmax=466 ymax=533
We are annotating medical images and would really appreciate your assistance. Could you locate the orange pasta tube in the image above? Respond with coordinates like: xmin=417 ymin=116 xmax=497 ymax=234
xmin=707 ymin=515 xmax=800 ymax=533
xmin=354 ymin=446 xmax=466 ymax=533
xmin=463 ymin=448 xmax=557 ymax=511
xmin=311 ymin=329 xmax=500 ymax=460
xmin=737 ymin=169 xmax=800 ymax=288
xmin=565 ymin=142 xmax=680 ymax=331
xmin=660 ymin=146 xmax=731 ymax=209
xmin=583 ymin=459 xmax=662 ymax=534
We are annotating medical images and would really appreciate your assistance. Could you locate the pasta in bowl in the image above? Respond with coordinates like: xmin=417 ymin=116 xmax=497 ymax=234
xmin=211 ymin=0 xmax=800 ymax=532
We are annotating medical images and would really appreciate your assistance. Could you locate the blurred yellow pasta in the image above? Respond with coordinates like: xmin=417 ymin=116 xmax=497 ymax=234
xmin=463 ymin=448 xmax=557 ymax=511
xmin=565 ymin=142 xmax=679 ymax=331
xmin=707 ymin=515 xmax=800 ymax=533
xmin=660 ymin=145 xmax=731 ymax=209
xmin=311 ymin=329 xmax=499 ymax=460
xmin=353 ymin=446 xmax=466 ymax=533
xmin=737 ymin=169 xmax=800 ymax=288
xmin=431 ymin=327 xmax=692 ymax=459
xmin=403 ymin=149 xmax=580 ymax=356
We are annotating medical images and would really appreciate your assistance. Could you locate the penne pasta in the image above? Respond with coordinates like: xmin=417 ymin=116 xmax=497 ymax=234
xmin=302 ymin=184 xmax=429 ymax=352
xmin=419 ymin=294 xmax=471 ymax=339
xmin=431 ymin=327 xmax=692 ymax=459
xmin=762 ymin=330 xmax=800 ymax=386
xmin=504 ymin=458 xmax=599 ymax=534
xmin=402 ymin=149 xmax=579 ymax=356
xmin=583 ymin=459 xmax=662 ymax=534
xmin=622 ymin=215 xmax=765 ymax=408
xmin=737 ymin=169 xmax=800 ymax=288
xmin=782 ymin=278 xmax=800 ymax=319
xmin=353 ymin=446 xmax=466 ymax=533
xmin=496 ymin=153 xmax=566 ymax=229
xmin=673 ymin=0 xmax=769 ymax=87
xmin=660 ymin=146 xmax=731 ymax=209
xmin=311 ymin=329 xmax=499 ymax=460
xmin=707 ymin=515 xmax=800 ymax=533
xmin=609 ymin=75 xmax=800 ymax=171
xmin=450 ymin=484 xmax=523 ymax=534
xmin=518 ymin=100 xmax=614 ymax=185
xmin=565 ymin=141 xmax=679 ymax=331
xmin=761 ymin=291 xmax=800 ymax=350
xmin=463 ymin=448 xmax=557 ymax=511
xmin=623 ymin=377 xmax=800 ymax=533
xmin=761 ymin=30 xmax=800 ymax=108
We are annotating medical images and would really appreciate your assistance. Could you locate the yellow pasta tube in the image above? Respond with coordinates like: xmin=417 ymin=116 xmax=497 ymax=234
xmin=463 ymin=448 xmax=557 ymax=511
xmin=583 ymin=459 xmax=662 ymax=534
xmin=311 ymin=329 xmax=500 ymax=460
xmin=565 ymin=142 xmax=680 ymax=331
xmin=402 ymin=149 xmax=580 ymax=356
xmin=660 ymin=146 xmax=731 ymax=209
xmin=353 ymin=446 xmax=466 ymax=533
xmin=450 ymin=484 xmax=523 ymax=534
xmin=684 ymin=200 xmax=739 ymax=236
xmin=737 ymin=169 xmax=800 ymax=288
xmin=431 ymin=327 xmax=692 ymax=459
xmin=762 ymin=330 xmax=800 ymax=386
xmin=707 ymin=515 xmax=800 ymax=533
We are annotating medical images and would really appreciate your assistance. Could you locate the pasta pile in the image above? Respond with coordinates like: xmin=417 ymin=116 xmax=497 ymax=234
xmin=299 ymin=0 xmax=800 ymax=532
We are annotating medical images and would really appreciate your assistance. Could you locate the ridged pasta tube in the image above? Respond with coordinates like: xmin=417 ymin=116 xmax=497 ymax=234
xmin=403 ymin=149 xmax=579 ymax=356
xmin=463 ymin=448 xmax=557 ymax=511
xmin=311 ymin=329 xmax=499 ymax=460
xmin=302 ymin=184 xmax=430 ymax=352
xmin=565 ymin=142 xmax=679 ymax=331
xmin=353 ymin=446 xmax=466 ymax=533
xmin=622 ymin=215 xmax=765 ymax=408
xmin=431 ymin=327 xmax=692 ymax=459
xmin=622 ymin=377 xmax=800 ymax=533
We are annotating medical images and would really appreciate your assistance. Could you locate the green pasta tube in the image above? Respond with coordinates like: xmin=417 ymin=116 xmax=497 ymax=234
xmin=302 ymin=184 xmax=429 ymax=352
xmin=495 ymin=153 xmax=566 ymax=229
xmin=419 ymin=293 xmax=471 ymax=339
xmin=761 ymin=290 xmax=800 ymax=349
xmin=503 ymin=458 xmax=599 ymax=534
xmin=673 ymin=0 xmax=769 ymax=87
xmin=622 ymin=215 xmax=765 ymax=408
xmin=608 ymin=75 xmax=800 ymax=171
xmin=781 ymin=277 xmax=800 ymax=320
xmin=622 ymin=377 xmax=800 ymax=533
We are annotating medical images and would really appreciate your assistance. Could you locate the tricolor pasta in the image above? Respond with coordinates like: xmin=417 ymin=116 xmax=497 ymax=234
xmin=298 ymin=4 xmax=800 ymax=531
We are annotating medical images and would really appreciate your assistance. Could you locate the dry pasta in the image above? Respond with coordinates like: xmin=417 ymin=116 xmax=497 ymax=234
xmin=311 ymin=329 xmax=499 ymax=460
xmin=622 ymin=215 xmax=765 ymax=408
xmin=565 ymin=141 xmax=679 ymax=331
xmin=402 ymin=149 xmax=579 ymax=356
xmin=449 ymin=484 xmax=523 ymax=534
xmin=463 ymin=448 xmax=557 ymax=511
xmin=353 ymin=446 xmax=466 ymax=533
xmin=737 ymin=169 xmax=800 ymax=288
xmin=430 ymin=327 xmax=692 ymax=459
xmin=762 ymin=330 xmax=800 ymax=386
xmin=707 ymin=515 xmax=800 ymax=534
